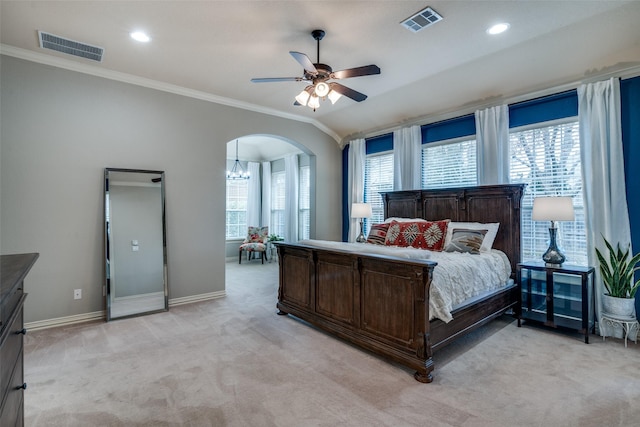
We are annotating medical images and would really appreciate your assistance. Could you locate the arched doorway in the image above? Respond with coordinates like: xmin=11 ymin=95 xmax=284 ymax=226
xmin=224 ymin=134 xmax=316 ymax=263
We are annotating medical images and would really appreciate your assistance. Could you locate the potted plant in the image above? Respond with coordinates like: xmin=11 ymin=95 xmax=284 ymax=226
xmin=595 ymin=236 xmax=640 ymax=318
xmin=268 ymin=234 xmax=284 ymax=242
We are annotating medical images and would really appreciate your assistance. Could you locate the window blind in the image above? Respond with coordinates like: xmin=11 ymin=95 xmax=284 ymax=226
xmin=422 ymin=138 xmax=477 ymax=189
xmin=509 ymin=119 xmax=587 ymax=265
xmin=364 ymin=152 xmax=394 ymax=234
xmin=225 ymin=179 xmax=248 ymax=239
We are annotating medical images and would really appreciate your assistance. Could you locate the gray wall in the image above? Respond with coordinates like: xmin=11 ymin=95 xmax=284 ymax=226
xmin=0 ymin=55 xmax=341 ymax=323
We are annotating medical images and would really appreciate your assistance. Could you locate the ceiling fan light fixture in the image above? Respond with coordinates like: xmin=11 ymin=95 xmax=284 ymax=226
xmin=295 ymin=89 xmax=311 ymax=106
xmin=328 ymin=89 xmax=342 ymax=104
xmin=308 ymin=95 xmax=320 ymax=110
xmin=314 ymin=81 xmax=330 ymax=97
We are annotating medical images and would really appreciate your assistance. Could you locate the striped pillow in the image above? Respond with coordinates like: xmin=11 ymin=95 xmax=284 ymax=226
xmin=366 ymin=223 xmax=389 ymax=245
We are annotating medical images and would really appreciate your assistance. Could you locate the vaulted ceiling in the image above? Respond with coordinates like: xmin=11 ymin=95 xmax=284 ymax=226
xmin=2 ymin=1 xmax=639 ymax=144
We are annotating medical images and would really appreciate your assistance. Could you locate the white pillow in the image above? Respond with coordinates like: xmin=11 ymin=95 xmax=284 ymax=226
xmin=444 ymin=222 xmax=500 ymax=252
xmin=384 ymin=217 xmax=428 ymax=223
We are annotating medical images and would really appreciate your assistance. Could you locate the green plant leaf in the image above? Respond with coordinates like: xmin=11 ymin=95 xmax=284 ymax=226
xmin=597 ymin=235 xmax=640 ymax=298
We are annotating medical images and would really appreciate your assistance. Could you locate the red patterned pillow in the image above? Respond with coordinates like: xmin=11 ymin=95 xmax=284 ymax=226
xmin=384 ymin=220 xmax=449 ymax=251
xmin=366 ymin=223 xmax=389 ymax=245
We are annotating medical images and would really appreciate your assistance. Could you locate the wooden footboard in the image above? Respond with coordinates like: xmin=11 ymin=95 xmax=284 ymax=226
xmin=276 ymin=243 xmax=438 ymax=382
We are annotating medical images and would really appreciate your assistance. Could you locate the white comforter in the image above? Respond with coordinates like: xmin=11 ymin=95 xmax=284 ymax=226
xmin=297 ymin=240 xmax=512 ymax=323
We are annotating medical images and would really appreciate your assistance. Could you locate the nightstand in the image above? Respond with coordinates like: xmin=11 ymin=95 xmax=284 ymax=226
xmin=517 ymin=261 xmax=595 ymax=343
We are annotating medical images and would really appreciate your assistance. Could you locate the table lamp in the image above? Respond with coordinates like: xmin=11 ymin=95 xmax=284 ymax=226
xmin=351 ymin=203 xmax=372 ymax=243
xmin=532 ymin=196 xmax=575 ymax=266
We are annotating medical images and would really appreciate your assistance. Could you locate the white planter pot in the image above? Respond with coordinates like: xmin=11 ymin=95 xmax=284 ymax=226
xmin=602 ymin=294 xmax=637 ymax=318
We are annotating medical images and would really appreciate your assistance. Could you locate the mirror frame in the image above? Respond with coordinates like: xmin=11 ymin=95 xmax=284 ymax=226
xmin=104 ymin=168 xmax=168 ymax=321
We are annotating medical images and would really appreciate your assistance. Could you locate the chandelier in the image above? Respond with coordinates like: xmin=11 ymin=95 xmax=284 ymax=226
xmin=226 ymin=140 xmax=250 ymax=180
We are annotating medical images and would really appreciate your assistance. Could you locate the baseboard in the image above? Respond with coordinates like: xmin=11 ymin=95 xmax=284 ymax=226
xmin=25 ymin=311 xmax=105 ymax=331
xmin=168 ymin=290 xmax=226 ymax=306
xmin=24 ymin=291 xmax=227 ymax=331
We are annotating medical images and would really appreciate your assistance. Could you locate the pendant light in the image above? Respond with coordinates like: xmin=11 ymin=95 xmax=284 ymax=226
xmin=226 ymin=140 xmax=250 ymax=180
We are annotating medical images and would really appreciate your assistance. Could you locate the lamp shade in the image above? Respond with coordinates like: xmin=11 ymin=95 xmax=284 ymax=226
xmin=327 ymin=89 xmax=342 ymax=104
xmin=295 ymin=90 xmax=310 ymax=106
xmin=532 ymin=196 xmax=575 ymax=221
xmin=351 ymin=203 xmax=372 ymax=219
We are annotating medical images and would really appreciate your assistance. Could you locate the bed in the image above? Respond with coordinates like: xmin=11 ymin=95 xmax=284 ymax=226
xmin=275 ymin=184 xmax=525 ymax=382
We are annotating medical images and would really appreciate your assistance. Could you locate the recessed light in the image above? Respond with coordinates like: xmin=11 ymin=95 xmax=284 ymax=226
xmin=487 ymin=23 xmax=510 ymax=35
xmin=130 ymin=31 xmax=151 ymax=42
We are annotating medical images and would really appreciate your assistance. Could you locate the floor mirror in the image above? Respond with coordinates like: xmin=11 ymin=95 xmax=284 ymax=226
xmin=104 ymin=168 xmax=168 ymax=320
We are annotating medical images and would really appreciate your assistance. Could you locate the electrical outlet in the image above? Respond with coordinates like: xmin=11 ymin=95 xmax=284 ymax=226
xmin=74 ymin=289 xmax=82 ymax=300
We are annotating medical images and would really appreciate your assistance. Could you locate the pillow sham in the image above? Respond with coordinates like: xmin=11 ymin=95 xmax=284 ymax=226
xmin=384 ymin=220 xmax=449 ymax=251
xmin=444 ymin=222 xmax=499 ymax=252
xmin=444 ymin=228 xmax=488 ymax=254
xmin=366 ymin=223 xmax=389 ymax=245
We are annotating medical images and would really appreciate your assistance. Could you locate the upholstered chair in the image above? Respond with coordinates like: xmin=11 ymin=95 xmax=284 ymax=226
xmin=239 ymin=226 xmax=269 ymax=264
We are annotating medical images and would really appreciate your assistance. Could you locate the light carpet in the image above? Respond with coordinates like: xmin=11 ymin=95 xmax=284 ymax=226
xmin=24 ymin=260 xmax=640 ymax=426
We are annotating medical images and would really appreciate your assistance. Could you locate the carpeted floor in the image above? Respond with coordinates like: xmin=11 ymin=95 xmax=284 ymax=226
xmin=24 ymin=260 xmax=640 ymax=426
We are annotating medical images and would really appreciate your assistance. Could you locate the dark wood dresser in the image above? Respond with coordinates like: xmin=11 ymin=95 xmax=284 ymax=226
xmin=1 ymin=253 xmax=38 ymax=427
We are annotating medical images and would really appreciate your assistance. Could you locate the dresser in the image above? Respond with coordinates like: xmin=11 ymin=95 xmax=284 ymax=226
xmin=1 ymin=253 xmax=38 ymax=427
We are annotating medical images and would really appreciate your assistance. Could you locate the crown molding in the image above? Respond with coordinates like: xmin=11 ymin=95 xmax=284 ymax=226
xmin=0 ymin=44 xmax=341 ymax=144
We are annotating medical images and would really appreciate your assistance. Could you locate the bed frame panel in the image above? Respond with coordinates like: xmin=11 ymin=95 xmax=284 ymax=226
xmin=276 ymin=184 xmax=524 ymax=382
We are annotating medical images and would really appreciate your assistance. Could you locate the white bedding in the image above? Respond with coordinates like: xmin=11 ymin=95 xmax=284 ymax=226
xmin=297 ymin=240 xmax=512 ymax=323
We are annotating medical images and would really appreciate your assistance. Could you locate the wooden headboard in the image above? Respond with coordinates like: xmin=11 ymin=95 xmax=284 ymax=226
xmin=381 ymin=184 xmax=525 ymax=277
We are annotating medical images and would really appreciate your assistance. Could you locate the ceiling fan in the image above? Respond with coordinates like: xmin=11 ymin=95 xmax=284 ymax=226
xmin=251 ymin=29 xmax=381 ymax=110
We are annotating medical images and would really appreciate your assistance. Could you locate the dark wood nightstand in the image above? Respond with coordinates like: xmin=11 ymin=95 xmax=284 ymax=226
xmin=517 ymin=261 xmax=595 ymax=343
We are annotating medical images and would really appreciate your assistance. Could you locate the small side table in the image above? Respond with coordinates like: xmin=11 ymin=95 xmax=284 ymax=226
xmin=601 ymin=312 xmax=639 ymax=347
xmin=267 ymin=242 xmax=278 ymax=263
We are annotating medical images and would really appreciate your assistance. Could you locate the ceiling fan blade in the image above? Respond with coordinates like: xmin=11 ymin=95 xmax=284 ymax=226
xmin=330 ymin=83 xmax=367 ymax=102
xmin=290 ymin=51 xmax=317 ymax=74
xmin=251 ymin=77 xmax=306 ymax=83
xmin=332 ymin=65 xmax=381 ymax=79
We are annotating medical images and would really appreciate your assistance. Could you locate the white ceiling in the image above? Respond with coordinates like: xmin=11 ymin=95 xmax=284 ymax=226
xmin=2 ymin=1 xmax=640 ymax=145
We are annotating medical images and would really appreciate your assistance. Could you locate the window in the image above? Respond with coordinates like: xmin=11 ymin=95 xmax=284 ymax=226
xmin=364 ymin=152 xmax=394 ymax=234
xmin=422 ymin=138 xmax=477 ymax=189
xmin=299 ymin=164 xmax=310 ymax=239
xmin=271 ymin=170 xmax=286 ymax=238
xmin=225 ymin=179 xmax=248 ymax=239
xmin=509 ymin=119 xmax=587 ymax=265
xmin=270 ymin=157 xmax=310 ymax=240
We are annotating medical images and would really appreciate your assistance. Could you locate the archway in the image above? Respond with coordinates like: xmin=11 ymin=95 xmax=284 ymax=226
xmin=224 ymin=134 xmax=316 ymax=263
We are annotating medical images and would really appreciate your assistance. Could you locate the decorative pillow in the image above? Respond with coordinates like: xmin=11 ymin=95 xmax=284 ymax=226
xmin=444 ymin=222 xmax=499 ymax=252
xmin=366 ymin=223 xmax=389 ymax=245
xmin=444 ymin=228 xmax=488 ymax=254
xmin=384 ymin=220 xmax=449 ymax=251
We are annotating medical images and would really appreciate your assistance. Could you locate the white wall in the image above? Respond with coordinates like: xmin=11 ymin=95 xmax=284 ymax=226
xmin=0 ymin=55 xmax=341 ymax=323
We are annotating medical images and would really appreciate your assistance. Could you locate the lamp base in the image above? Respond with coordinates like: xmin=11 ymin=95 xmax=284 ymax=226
xmin=542 ymin=226 xmax=565 ymax=266
xmin=355 ymin=219 xmax=366 ymax=243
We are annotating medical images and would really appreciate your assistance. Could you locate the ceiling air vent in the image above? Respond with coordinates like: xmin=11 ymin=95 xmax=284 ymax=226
xmin=38 ymin=31 xmax=104 ymax=62
xmin=401 ymin=6 xmax=443 ymax=33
